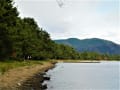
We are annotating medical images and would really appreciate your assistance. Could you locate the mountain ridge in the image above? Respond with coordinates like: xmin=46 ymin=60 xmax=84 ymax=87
xmin=54 ymin=38 xmax=120 ymax=54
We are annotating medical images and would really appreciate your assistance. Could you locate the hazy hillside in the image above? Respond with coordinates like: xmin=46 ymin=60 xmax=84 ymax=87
xmin=54 ymin=38 xmax=120 ymax=54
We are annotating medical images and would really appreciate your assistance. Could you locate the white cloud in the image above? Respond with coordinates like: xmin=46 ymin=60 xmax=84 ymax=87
xmin=15 ymin=0 xmax=120 ymax=44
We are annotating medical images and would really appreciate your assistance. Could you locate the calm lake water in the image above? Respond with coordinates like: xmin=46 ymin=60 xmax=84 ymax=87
xmin=45 ymin=61 xmax=120 ymax=90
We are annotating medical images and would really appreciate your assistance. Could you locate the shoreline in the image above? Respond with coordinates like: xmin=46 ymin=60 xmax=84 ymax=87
xmin=57 ymin=60 xmax=120 ymax=63
xmin=0 ymin=61 xmax=55 ymax=90
xmin=0 ymin=60 xmax=119 ymax=90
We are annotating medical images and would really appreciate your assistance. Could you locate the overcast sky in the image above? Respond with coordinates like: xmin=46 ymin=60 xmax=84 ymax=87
xmin=15 ymin=0 xmax=120 ymax=44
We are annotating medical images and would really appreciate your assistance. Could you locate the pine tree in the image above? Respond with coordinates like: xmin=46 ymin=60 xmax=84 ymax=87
xmin=0 ymin=0 xmax=18 ymax=60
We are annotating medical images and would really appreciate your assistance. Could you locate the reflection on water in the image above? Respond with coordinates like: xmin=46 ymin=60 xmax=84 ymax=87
xmin=45 ymin=61 xmax=120 ymax=90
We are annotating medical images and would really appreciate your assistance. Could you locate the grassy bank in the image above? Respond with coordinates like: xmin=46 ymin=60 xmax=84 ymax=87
xmin=0 ymin=60 xmax=49 ymax=75
xmin=0 ymin=60 xmax=55 ymax=89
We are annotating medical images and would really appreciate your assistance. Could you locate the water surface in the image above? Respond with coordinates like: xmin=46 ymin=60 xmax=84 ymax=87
xmin=45 ymin=61 xmax=120 ymax=90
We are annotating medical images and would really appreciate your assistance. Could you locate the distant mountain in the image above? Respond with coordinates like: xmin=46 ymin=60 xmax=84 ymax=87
xmin=54 ymin=38 xmax=120 ymax=54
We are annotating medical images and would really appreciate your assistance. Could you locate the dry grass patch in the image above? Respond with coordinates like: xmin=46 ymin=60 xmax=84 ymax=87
xmin=0 ymin=60 xmax=54 ymax=89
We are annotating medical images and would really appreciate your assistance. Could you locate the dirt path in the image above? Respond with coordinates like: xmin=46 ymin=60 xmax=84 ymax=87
xmin=0 ymin=62 xmax=54 ymax=90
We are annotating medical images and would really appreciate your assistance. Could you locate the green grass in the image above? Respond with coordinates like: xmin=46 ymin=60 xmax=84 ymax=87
xmin=0 ymin=60 xmax=47 ymax=75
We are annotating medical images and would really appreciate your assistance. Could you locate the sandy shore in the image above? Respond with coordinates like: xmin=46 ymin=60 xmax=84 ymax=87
xmin=0 ymin=62 xmax=55 ymax=90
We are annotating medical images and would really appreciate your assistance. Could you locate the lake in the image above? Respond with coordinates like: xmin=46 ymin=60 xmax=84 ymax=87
xmin=44 ymin=61 xmax=120 ymax=90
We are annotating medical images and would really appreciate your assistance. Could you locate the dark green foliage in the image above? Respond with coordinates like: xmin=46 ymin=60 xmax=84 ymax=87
xmin=0 ymin=0 xmax=18 ymax=59
xmin=0 ymin=25 xmax=12 ymax=59
xmin=52 ymin=44 xmax=79 ymax=59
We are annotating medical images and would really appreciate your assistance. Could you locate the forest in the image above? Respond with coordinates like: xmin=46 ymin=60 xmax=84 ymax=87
xmin=0 ymin=0 xmax=120 ymax=61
